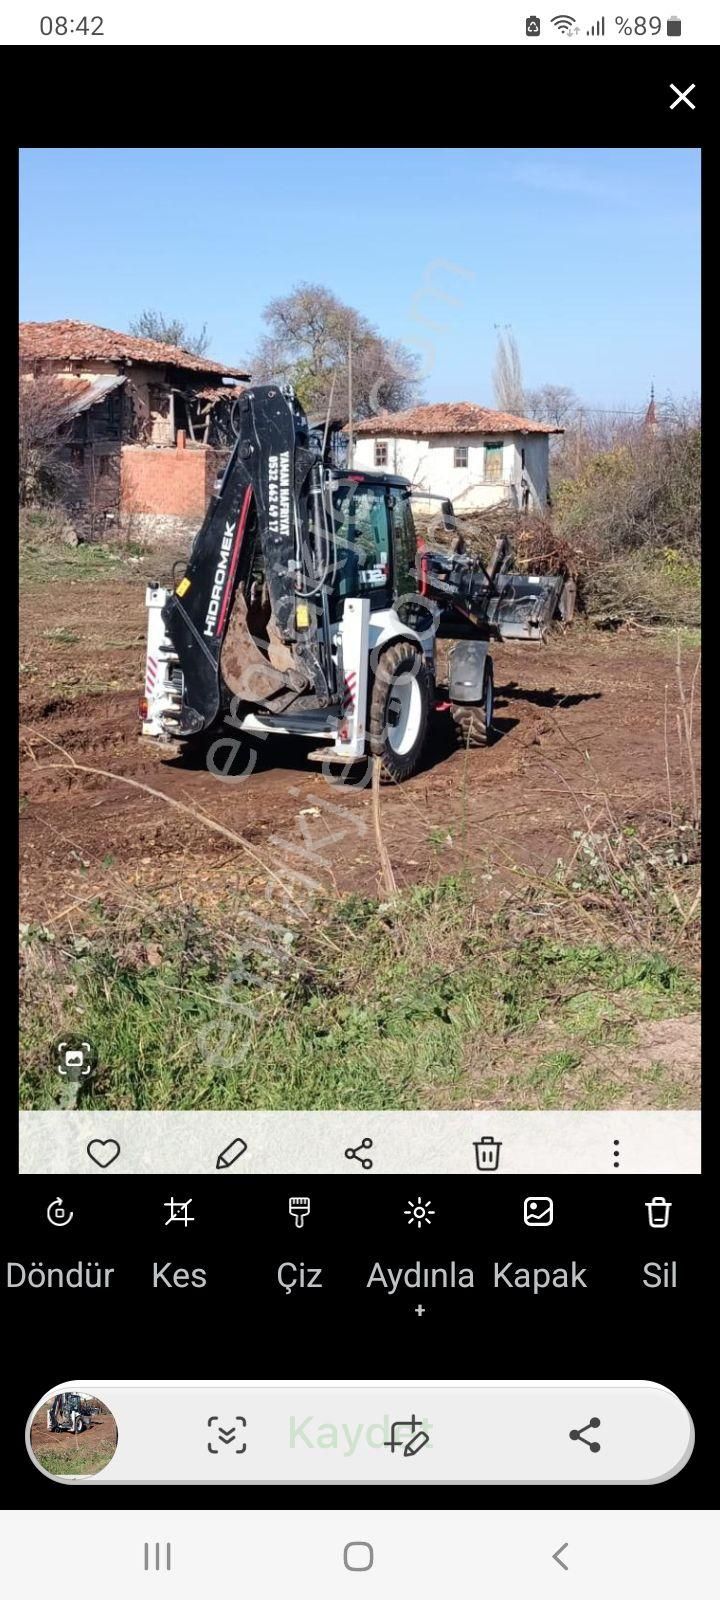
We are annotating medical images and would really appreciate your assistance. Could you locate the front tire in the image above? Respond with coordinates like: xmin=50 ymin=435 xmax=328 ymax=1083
xmin=452 ymin=659 xmax=494 ymax=747
xmin=369 ymin=640 xmax=429 ymax=781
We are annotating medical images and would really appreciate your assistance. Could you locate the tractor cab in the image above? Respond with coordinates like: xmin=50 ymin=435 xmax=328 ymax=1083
xmin=324 ymin=469 xmax=417 ymax=618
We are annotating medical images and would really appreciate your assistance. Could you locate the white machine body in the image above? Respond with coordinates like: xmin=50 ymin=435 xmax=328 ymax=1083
xmin=142 ymin=589 xmax=424 ymax=761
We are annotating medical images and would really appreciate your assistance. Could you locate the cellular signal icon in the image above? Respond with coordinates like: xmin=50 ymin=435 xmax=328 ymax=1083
xmin=587 ymin=15 xmax=605 ymax=32
xmin=551 ymin=13 xmax=576 ymax=30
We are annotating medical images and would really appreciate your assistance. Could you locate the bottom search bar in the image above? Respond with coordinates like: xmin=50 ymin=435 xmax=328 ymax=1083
xmin=27 ymin=1381 xmax=692 ymax=1485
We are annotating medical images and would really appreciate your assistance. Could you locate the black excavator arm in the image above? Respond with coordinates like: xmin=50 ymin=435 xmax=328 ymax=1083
xmin=161 ymin=384 xmax=334 ymax=736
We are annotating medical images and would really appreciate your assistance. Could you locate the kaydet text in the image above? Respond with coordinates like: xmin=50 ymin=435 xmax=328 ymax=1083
xmin=287 ymin=1416 xmax=433 ymax=1455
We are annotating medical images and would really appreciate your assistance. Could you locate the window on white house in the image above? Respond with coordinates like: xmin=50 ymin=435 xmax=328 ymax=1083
xmin=484 ymin=441 xmax=504 ymax=482
xmin=453 ymin=445 xmax=468 ymax=469
xmin=374 ymin=440 xmax=388 ymax=468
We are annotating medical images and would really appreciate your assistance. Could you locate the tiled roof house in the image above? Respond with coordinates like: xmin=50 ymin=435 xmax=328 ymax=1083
xmin=353 ymin=401 xmax=563 ymax=513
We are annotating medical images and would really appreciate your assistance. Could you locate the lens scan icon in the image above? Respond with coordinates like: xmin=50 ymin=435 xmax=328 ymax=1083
xmin=526 ymin=14 xmax=541 ymax=33
xmin=55 ymin=1037 xmax=95 ymax=1081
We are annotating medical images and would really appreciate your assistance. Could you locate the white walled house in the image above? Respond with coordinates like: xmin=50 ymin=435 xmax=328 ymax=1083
xmin=352 ymin=402 xmax=562 ymax=513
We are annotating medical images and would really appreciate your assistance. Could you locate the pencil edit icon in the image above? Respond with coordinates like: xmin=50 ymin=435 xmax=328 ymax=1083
xmin=216 ymin=1137 xmax=248 ymax=1170
xmin=383 ymin=1416 xmax=431 ymax=1455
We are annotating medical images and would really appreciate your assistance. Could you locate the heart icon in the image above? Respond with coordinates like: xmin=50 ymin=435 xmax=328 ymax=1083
xmin=87 ymin=1139 xmax=121 ymax=1169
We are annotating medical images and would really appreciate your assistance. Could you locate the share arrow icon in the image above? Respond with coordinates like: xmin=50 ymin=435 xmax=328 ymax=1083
xmin=553 ymin=1544 xmax=569 ymax=1572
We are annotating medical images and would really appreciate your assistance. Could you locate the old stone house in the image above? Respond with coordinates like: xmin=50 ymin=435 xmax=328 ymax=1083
xmin=19 ymin=320 xmax=249 ymax=538
xmin=353 ymin=402 xmax=562 ymax=513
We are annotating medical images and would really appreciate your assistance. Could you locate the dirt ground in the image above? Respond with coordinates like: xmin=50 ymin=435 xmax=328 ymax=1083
xmin=30 ymin=1401 xmax=118 ymax=1474
xmin=19 ymin=568 xmax=700 ymax=927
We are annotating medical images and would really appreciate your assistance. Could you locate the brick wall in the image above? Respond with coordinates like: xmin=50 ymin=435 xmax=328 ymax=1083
xmin=120 ymin=439 xmax=220 ymax=518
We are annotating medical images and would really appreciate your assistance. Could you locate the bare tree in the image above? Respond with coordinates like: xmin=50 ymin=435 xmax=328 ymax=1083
xmin=129 ymin=309 xmax=211 ymax=358
xmin=523 ymin=383 xmax=579 ymax=428
xmin=250 ymin=283 xmax=421 ymax=418
xmin=492 ymin=326 xmax=524 ymax=414
xmin=19 ymin=372 xmax=78 ymax=505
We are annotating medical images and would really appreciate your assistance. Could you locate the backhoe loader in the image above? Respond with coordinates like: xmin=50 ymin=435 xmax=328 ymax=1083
xmin=141 ymin=384 xmax=568 ymax=778
xmin=47 ymin=1393 xmax=99 ymax=1434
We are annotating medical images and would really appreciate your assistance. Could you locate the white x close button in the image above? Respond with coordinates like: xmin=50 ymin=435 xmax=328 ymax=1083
xmin=669 ymin=82 xmax=696 ymax=109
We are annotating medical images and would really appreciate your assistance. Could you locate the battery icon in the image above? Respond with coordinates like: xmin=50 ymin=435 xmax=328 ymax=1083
xmin=666 ymin=15 xmax=682 ymax=33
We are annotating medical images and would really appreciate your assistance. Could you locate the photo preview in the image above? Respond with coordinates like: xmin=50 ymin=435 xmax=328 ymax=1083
xmin=18 ymin=150 xmax=700 ymax=1173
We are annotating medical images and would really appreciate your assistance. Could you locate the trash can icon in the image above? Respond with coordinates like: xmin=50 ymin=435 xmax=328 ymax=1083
xmin=646 ymin=1196 xmax=672 ymax=1228
xmin=474 ymin=1136 xmax=502 ymax=1172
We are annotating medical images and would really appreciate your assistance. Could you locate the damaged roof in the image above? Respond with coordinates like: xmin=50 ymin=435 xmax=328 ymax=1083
xmin=19 ymin=320 xmax=249 ymax=379
xmin=58 ymin=373 xmax=127 ymax=417
xmin=191 ymin=383 xmax=246 ymax=405
xmin=353 ymin=402 xmax=563 ymax=436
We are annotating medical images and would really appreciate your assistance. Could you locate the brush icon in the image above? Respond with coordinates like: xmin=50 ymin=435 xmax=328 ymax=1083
xmin=289 ymin=1196 xmax=311 ymax=1228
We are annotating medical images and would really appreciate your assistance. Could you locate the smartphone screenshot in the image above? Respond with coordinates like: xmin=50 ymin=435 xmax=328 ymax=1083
xmin=4 ymin=9 xmax=713 ymax=1590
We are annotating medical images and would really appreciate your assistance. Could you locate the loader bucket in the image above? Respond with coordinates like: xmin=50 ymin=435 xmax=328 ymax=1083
xmin=488 ymin=572 xmax=567 ymax=642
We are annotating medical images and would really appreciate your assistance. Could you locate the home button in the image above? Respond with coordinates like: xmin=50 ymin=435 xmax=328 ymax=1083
xmin=344 ymin=1542 xmax=374 ymax=1572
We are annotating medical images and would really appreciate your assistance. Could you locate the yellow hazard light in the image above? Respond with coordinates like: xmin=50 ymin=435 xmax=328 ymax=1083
xmin=295 ymin=602 xmax=310 ymax=630
xmin=176 ymin=576 xmax=191 ymax=597
xmin=138 ymin=696 xmax=149 ymax=721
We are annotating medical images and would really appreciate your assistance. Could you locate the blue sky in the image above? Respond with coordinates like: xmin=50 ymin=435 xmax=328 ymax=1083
xmin=19 ymin=147 xmax=700 ymax=411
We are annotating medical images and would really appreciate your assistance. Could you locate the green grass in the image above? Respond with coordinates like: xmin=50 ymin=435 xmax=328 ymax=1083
xmin=19 ymin=876 xmax=699 ymax=1112
xmin=33 ymin=1442 xmax=116 ymax=1477
xmin=43 ymin=626 xmax=81 ymax=645
xmin=656 ymin=624 xmax=702 ymax=649
xmin=19 ymin=508 xmax=154 ymax=589
xmin=20 ymin=538 xmax=135 ymax=587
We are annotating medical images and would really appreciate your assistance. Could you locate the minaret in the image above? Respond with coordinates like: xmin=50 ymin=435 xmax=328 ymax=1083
xmin=643 ymin=382 xmax=659 ymax=433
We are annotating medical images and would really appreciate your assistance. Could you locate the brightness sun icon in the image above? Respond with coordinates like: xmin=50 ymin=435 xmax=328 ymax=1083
xmin=405 ymin=1196 xmax=435 ymax=1228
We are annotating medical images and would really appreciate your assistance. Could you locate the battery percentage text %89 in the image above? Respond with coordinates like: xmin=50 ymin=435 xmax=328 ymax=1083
xmin=615 ymin=16 xmax=663 ymax=32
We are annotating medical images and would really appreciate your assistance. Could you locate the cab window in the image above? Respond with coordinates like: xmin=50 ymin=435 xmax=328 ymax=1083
xmin=388 ymin=485 xmax=417 ymax=591
xmin=330 ymin=482 xmax=391 ymax=604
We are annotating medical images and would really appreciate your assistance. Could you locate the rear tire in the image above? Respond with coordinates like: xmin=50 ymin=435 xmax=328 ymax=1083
xmin=452 ymin=659 xmax=494 ymax=747
xmin=369 ymin=640 xmax=429 ymax=782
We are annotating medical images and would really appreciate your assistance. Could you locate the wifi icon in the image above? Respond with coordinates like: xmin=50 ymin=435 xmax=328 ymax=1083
xmin=551 ymin=13 xmax=576 ymax=29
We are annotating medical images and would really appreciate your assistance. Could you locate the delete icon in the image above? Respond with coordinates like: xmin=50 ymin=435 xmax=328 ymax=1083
xmin=524 ymin=1196 xmax=553 ymax=1227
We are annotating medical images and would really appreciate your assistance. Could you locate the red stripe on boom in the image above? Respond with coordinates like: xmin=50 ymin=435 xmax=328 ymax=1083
xmin=217 ymin=486 xmax=253 ymax=636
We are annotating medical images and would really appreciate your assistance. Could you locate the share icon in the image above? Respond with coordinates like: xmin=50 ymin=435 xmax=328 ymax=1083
xmin=569 ymin=1416 xmax=602 ymax=1452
